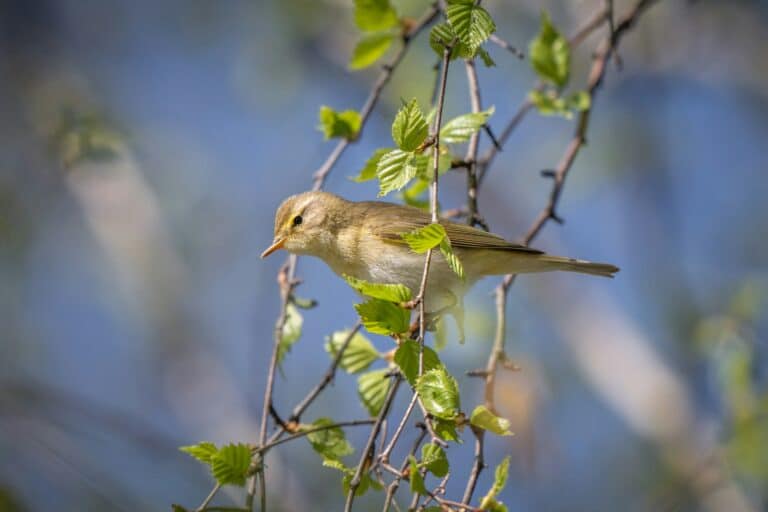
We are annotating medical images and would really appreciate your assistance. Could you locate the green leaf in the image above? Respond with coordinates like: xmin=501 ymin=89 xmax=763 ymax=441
xmin=434 ymin=316 xmax=448 ymax=351
xmin=317 ymin=106 xmax=362 ymax=140
xmin=322 ymin=460 xmax=379 ymax=497
xmin=350 ymin=33 xmax=395 ymax=70
xmin=470 ymin=405 xmax=513 ymax=436
xmin=416 ymin=367 xmax=461 ymax=420
xmin=429 ymin=23 xmax=473 ymax=60
xmin=391 ymin=99 xmax=429 ymax=152
xmin=480 ymin=457 xmax=510 ymax=510
xmin=344 ymin=275 xmax=412 ymax=303
xmin=529 ymin=89 xmax=590 ymax=120
xmin=440 ymin=106 xmax=495 ymax=144
xmin=358 ymin=369 xmax=391 ymax=416
xmin=354 ymin=0 xmax=399 ymax=32
xmin=421 ymin=444 xmax=449 ymax=477
xmin=292 ymin=295 xmax=318 ymax=309
xmin=325 ymin=329 xmax=381 ymax=374
xmin=211 ymin=443 xmax=252 ymax=487
xmin=376 ymin=149 xmax=427 ymax=197
xmin=179 ymin=442 xmax=218 ymax=465
xmin=529 ymin=11 xmax=570 ymax=87
xmin=408 ymin=455 xmax=428 ymax=495
xmin=439 ymin=237 xmax=465 ymax=280
xmin=477 ymin=47 xmax=496 ymax=67
xmin=278 ymin=303 xmax=303 ymax=364
xmin=352 ymin=148 xmax=392 ymax=182
xmin=400 ymin=178 xmax=430 ymax=209
xmin=354 ymin=299 xmax=410 ymax=335
xmin=393 ymin=339 xmax=442 ymax=386
xmin=481 ymin=499 xmax=508 ymax=512
xmin=566 ymin=90 xmax=591 ymax=111
xmin=433 ymin=418 xmax=461 ymax=443
xmin=401 ymin=223 xmax=446 ymax=253
xmin=446 ymin=1 xmax=496 ymax=53
xmin=304 ymin=417 xmax=354 ymax=461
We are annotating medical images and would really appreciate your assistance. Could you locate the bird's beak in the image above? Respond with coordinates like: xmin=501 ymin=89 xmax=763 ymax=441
xmin=260 ymin=237 xmax=286 ymax=259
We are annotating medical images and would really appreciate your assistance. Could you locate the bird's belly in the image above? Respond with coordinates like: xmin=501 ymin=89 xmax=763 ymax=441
xmin=327 ymin=241 xmax=466 ymax=314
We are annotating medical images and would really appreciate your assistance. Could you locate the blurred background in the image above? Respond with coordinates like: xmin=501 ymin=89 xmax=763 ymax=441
xmin=1 ymin=0 xmax=767 ymax=510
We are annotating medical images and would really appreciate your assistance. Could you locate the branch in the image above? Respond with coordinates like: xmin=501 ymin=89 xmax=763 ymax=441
xmin=344 ymin=375 xmax=403 ymax=512
xmin=463 ymin=58 xmax=488 ymax=231
xmin=477 ymin=5 xmax=612 ymax=181
xmin=257 ymin=418 xmax=375 ymax=454
xmin=311 ymin=6 xmax=440 ymax=191
xmin=488 ymin=34 xmax=524 ymax=59
xmin=459 ymin=428 xmax=485 ymax=509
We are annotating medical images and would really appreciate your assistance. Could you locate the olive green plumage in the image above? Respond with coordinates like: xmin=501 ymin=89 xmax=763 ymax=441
xmin=262 ymin=191 xmax=618 ymax=316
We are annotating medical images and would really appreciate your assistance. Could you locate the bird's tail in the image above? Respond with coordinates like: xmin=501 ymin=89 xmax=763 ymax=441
xmin=533 ymin=254 xmax=619 ymax=278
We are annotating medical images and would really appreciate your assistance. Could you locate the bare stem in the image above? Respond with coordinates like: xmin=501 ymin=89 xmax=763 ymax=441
xmin=344 ymin=375 xmax=403 ymax=512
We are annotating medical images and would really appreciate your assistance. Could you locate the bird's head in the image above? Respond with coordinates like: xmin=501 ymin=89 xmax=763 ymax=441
xmin=261 ymin=191 xmax=346 ymax=258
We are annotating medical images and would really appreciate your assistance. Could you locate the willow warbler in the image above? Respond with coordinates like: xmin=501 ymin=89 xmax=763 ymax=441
xmin=261 ymin=191 xmax=618 ymax=317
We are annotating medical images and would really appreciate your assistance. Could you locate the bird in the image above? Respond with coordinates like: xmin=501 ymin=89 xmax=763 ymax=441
xmin=261 ymin=191 xmax=618 ymax=324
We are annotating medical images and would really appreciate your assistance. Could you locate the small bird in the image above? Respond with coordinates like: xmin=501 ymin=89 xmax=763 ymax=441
xmin=261 ymin=191 xmax=618 ymax=320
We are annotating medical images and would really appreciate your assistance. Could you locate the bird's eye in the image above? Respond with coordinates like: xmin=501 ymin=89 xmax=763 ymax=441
xmin=292 ymin=215 xmax=303 ymax=227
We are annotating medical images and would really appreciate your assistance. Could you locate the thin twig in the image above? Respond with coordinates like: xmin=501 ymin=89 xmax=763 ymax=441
xmin=488 ymin=34 xmax=524 ymax=59
xmin=460 ymin=427 xmax=486 ymax=508
xmin=382 ymin=427 xmax=428 ymax=512
xmin=257 ymin=419 xmax=376 ymax=454
xmin=463 ymin=58 xmax=488 ymax=231
xmin=344 ymin=375 xmax=403 ymax=512
xmin=477 ymin=6 xmax=612 ymax=181
xmin=195 ymin=482 xmax=221 ymax=512
xmin=311 ymin=6 xmax=440 ymax=190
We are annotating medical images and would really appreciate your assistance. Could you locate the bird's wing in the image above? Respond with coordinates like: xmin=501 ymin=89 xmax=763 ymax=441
xmin=362 ymin=202 xmax=543 ymax=253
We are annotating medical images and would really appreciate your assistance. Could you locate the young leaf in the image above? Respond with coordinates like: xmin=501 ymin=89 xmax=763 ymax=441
xmin=439 ymin=237 xmax=465 ymax=280
xmin=480 ymin=457 xmax=511 ymax=510
xmin=350 ymin=33 xmax=395 ymax=70
xmin=429 ymin=22 xmax=471 ymax=59
xmin=352 ymin=148 xmax=392 ymax=182
xmin=325 ymin=329 xmax=381 ymax=374
xmin=344 ymin=275 xmax=412 ymax=303
xmin=400 ymin=178 xmax=430 ymax=209
xmin=317 ymin=106 xmax=362 ymax=140
xmin=529 ymin=12 xmax=570 ymax=88
xmin=211 ymin=443 xmax=252 ymax=487
xmin=401 ymin=223 xmax=446 ymax=253
xmin=440 ymin=106 xmax=495 ymax=144
xmin=469 ymin=405 xmax=513 ymax=436
xmin=433 ymin=418 xmax=461 ymax=443
xmin=376 ymin=149 xmax=427 ymax=197
xmin=421 ymin=443 xmax=449 ymax=477
xmin=179 ymin=442 xmax=218 ymax=465
xmin=354 ymin=0 xmax=398 ymax=32
xmin=304 ymin=417 xmax=354 ymax=461
xmin=477 ymin=47 xmax=496 ymax=67
xmin=278 ymin=303 xmax=303 ymax=363
xmin=394 ymin=339 xmax=442 ymax=386
xmin=357 ymin=368 xmax=391 ymax=416
xmin=446 ymin=0 xmax=496 ymax=53
xmin=529 ymin=89 xmax=570 ymax=118
xmin=434 ymin=316 xmax=448 ymax=351
xmin=354 ymin=299 xmax=410 ymax=335
xmin=408 ymin=455 xmax=428 ymax=495
xmin=322 ymin=460 xmax=379 ymax=497
xmin=391 ymin=99 xmax=429 ymax=152
xmin=566 ymin=90 xmax=591 ymax=112
xmin=529 ymin=89 xmax=590 ymax=119
xmin=416 ymin=367 xmax=461 ymax=420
